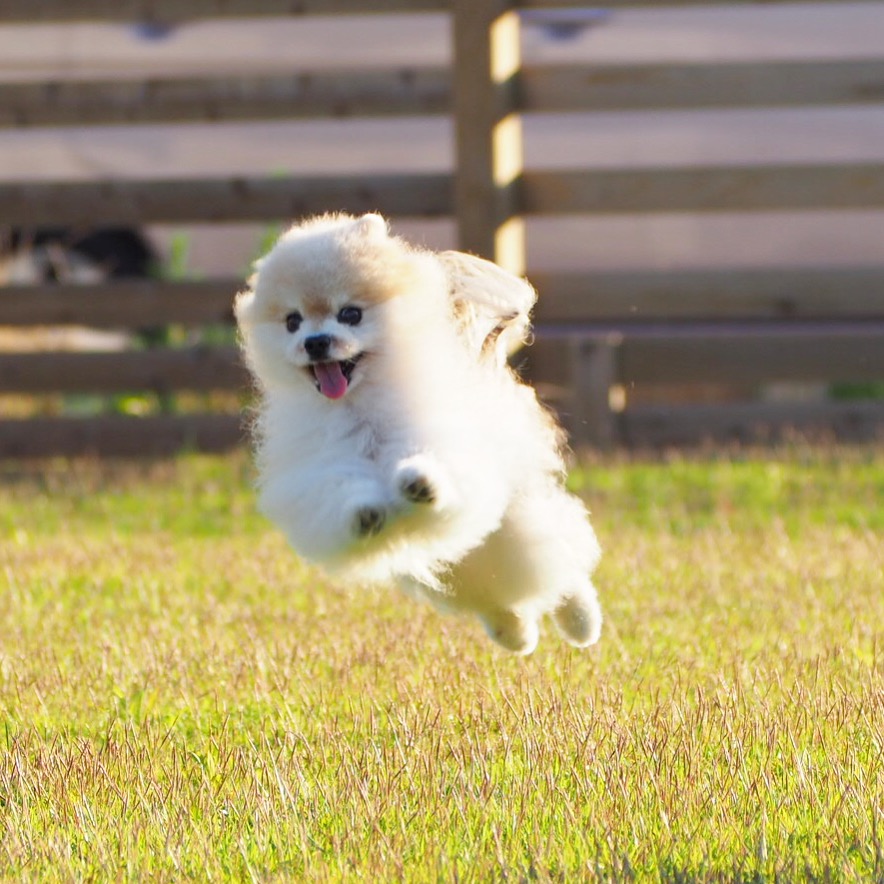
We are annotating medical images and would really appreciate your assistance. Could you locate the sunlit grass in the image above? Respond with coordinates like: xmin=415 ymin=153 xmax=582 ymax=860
xmin=1 ymin=448 xmax=882 ymax=881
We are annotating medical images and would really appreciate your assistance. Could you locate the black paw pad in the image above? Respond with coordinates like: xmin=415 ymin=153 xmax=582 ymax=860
xmin=355 ymin=506 xmax=385 ymax=537
xmin=402 ymin=476 xmax=436 ymax=504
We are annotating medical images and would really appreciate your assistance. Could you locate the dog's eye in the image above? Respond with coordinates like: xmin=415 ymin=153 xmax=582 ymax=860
xmin=285 ymin=312 xmax=302 ymax=333
xmin=337 ymin=306 xmax=362 ymax=326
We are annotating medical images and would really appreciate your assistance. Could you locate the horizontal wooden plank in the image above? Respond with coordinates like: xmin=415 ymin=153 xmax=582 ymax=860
xmin=0 ymin=280 xmax=239 ymax=328
xmin=4 ymin=57 xmax=877 ymax=130
xmin=3 ymin=268 xmax=882 ymax=330
xmin=0 ymin=413 xmax=244 ymax=458
xmin=1 ymin=400 xmax=881 ymax=457
xmin=0 ymin=174 xmax=452 ymax=226
xmin=523 ymin=0 xmax=882 ymax=7
xmin=530 ymin=267 xmax=884 ymax=323
xmin=617 ymin=326 xmax=884 ymax=384
xmin=0 ymin=0 xmax=441 ymax=22
xmin=522 ymin=163 xmax=884 ymax=215
xmin=0 ymin=0 xmax=873 ymax=20
xmin=521 ymin=59 xmax=884 ymax=113
xmin=3 ymin=267 xmax=882 ymax=330
xmin=529 ymin=323 xmax=884 ymax=385
xmin=0 ymin=69 xmax=450 ymax=129
xmin=0 ymin=346 xmax=247 ymax=394
xmin=3 ymin=163 xmax=880 ymax=226
xmin=619 ymin=400 xmax=884 ymax=448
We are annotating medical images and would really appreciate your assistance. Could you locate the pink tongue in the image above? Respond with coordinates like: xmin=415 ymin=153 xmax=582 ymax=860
xmin=313 ymin=361 xmax=348 ymax=399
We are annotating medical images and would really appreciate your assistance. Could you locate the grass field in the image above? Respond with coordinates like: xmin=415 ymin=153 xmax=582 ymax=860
xmin=1 ymin=447 xmax=882 ymax=881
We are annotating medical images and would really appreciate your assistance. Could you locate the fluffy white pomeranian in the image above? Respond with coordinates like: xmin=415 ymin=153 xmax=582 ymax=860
xmin=235 ymin=212 xmax=602 ymax=654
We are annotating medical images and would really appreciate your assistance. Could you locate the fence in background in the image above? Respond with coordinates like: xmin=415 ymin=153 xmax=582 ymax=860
xmin=1 ymin=0 xmax=883 ymax=456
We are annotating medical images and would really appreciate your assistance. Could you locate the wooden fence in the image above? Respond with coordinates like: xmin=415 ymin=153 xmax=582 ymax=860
xmin=1 ymin=0 xmax=883 ymax=456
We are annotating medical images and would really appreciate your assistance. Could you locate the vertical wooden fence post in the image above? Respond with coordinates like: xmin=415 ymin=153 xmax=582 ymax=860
xmin=569 ymin=334 xmax=622 ymax=451
xmin=451 ymin=0 xmax=525 ymax=275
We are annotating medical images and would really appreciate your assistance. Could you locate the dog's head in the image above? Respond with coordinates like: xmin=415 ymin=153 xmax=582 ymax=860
xmin=235 ymin=213 xmax=434 ymax=400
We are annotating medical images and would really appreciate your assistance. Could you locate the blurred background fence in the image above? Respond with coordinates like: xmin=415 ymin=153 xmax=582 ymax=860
xmin=0 ymin=0 xmax=883 ymax=456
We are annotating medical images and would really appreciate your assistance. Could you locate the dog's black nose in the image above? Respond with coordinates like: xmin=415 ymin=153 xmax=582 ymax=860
xmin=304 ymin=334 xmax=332 ymax=361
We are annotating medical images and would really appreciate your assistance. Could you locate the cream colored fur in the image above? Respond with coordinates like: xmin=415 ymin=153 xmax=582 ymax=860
xmin=235 ymin=213 xmax=602 ymax=654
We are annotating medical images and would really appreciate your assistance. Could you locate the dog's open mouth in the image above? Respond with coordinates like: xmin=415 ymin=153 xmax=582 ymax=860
xmin=309 ymin=354 xmax=363 ymax=400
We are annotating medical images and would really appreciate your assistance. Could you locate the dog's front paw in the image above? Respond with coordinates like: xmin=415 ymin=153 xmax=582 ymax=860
xmin=395 ymin=456 xmax=450 ymax=508
xmin=353 ymin=505 xmax=386 ymax=538
xmin=400 ymin=471 xmax=437 ymax=505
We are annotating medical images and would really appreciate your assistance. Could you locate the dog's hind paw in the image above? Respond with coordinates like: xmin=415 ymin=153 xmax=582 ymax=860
xmin=353 ymin=505 xmax=386 ymax=538
xmin=553 ymin=590 xmax=602 ymax=647
xmin=480 ymin=609 xmax=539 ymax=655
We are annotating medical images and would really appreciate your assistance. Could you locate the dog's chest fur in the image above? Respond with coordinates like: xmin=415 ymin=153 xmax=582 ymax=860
xmin=335 ymin=398 xmax=403 ymax=463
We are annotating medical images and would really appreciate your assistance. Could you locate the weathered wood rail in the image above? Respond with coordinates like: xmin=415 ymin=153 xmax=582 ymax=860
xmin=3 ymin=60 xmax=883 ymax=129
xmin=1 ymin=0 xmax=883 ymax=456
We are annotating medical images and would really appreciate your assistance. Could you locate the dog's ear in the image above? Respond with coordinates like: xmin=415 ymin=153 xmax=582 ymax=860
xmin=355 ymin=213 xmax=388 ymax=240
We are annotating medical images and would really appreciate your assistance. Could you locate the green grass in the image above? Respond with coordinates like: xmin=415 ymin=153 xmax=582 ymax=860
xmin=1 ymin=448 xmax=882 ymax=881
